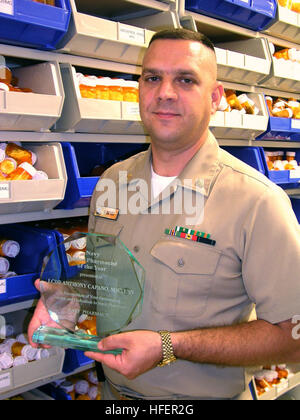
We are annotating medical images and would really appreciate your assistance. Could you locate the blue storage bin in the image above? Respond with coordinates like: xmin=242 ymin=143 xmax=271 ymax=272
xmin=257 ymin=97 xmax=300 ymax=142
xmin=0 ymin=0 xmax=71 ymax=50
xmin=0 ymin=224 xmax=61 ymax=306
xmin=291 ymin=198 xmax=300 ymax=223
xmin=57 ymin=143 xmax=149 ymax=210
xmin=185 ymin=0 xmax=277 ymax=31
xmin=259 ymin=148 xmax=300 ymax=189
xmin=221 ymin=146 xmax=266 ymax=175
xmin=63 ymin=349 xmax=92 ymax=374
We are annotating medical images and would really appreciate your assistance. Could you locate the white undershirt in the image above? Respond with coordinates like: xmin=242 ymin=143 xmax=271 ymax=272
xmin=151 ymin=165 xmax=177 ymax=199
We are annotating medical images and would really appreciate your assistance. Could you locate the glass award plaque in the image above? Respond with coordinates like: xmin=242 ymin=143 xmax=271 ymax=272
xmin=32 ymin=232 xmax=145 ymax=355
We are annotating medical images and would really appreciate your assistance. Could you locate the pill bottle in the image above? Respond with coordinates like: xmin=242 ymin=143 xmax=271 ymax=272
xmin=96 ymin=77 xmax=110 ymax=100
xmin=278 ymin=0 xmax=292 ymax=8
xmin=0 ymin=67 xmax=12 ymax=85
xmin=13 ymin=356 xmax=28 ymax=367
xmin=74 ymin=379 xmax=90 ymax=396
xmin=0 ymin=352 xmax=14 ymax=369
xmin=8 ymin=162 xmax=37 ymax=180
xmin=11 ymin=342 xmax=38 ymax=361
xmin=123 ymin=81 xmax=139 ymax=103
xmin=286 ymin=151 xmax=296 ymax=161
xmin=237 ymin=94 xmax=255 ymax=115
xmin=0 ymin=239 xmax=20 ymax=258
xmin=60 ymin=381 xmax=76 ymax=400
xmin=292 ymin=0 xmax=300 ymax=12
xmin=225 ymin=90 xmax=243 ymax=111
xmin=79 ymin=77 xmax=97 ymax=99
xmin=272 ymin=107 xmax=293 ymax=118
xmin=77 ymin=316 xmax=97 ymax=336
xmin=109 ymin=79 xmax=124 ymax=101
xmin=0 ymin=158 xmax=17 ymax=176
xmin=0 ymin=257 xmax=10 ymax=275
xmin=70 ymin=236 xmax=87 ymax=250
xmin=67 ymin=250 xmax=86 ymax=266
xmin=6 ymin=143 xmax=36 ymax=166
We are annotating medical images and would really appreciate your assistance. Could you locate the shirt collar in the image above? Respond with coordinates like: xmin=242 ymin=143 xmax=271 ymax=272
xmin=118 ymin=131 xmax=221 ymax=198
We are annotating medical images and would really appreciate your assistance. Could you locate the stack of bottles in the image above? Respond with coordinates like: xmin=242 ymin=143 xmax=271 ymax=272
xmin=0 ymin=142 xmax=48 ymax=181
xmin=270 ymin=41 xmax=300 ymax=78
xmin=265 ymin=96 xmax=300 ymax=119
xmin=217 ymin=90 xmax=260 ymax=115
xmin=254 ymin=365 xmax=291 ymax=397
xmin=264 ymin=149 xmax=299 ymax=171
xmin=0 ymin=327 xmax=55 ymax=370
xmin=278 ymin=0 xmax=300 ymax=13
xmin=48 ymin=368 xmax=102 ymax=400
xmin=76 ymin=315 xmax=97 ymax=336
xmin=54 ymin=219 xmax=88 ymax=267
xmin=76 ymin=72 xmax=139 ymax=103
xmin=0 ymin=238 xmax=20 ymax=280
xmin=0 ymin=66 xmax=33 ymax=94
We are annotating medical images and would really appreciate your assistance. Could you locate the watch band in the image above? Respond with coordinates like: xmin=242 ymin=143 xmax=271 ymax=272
xmin=157 ymin=330 xmax=177 ymax=367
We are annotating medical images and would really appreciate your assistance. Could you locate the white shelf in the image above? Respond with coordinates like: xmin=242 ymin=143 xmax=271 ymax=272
xmin=0 ymin=207 xmax=89 ymax=225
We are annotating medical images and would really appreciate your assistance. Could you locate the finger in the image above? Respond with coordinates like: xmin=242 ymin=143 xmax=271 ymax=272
xmin=34 ymin=278 xmax=41 ymax=292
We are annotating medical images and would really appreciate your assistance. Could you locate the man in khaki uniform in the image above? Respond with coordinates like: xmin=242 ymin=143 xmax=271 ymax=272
xmin=29 ymin=29 xmax=300 ymax=400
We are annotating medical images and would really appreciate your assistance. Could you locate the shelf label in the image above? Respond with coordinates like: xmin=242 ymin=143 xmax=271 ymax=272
xmin=118 ymin=23 xmax=145 ymax=45
xmin=122 ymin=102 xmax=141 ymax=120
xmin=0 ymin=0 xmax=14 ymax=16
xmin=0 ymin=372 xmax=11 ymax=390
xmin=290 ymin=168 xmax=300 ymax=179
xmin=0 ymin=183 xmax=10 ymax=199
xmin=0 ymin=279 xmax=6 ymax=295
xmin=291 ymin=119 xmax=300 ymax=130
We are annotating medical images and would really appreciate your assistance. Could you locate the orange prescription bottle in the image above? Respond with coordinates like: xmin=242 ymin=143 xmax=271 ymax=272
xmin=109 ymin=79 xmax=124 ymax=101
xmin=123 ymin=81 xmax=139 ymax=102
xmin=5 ymin=143 xmax=36 ymax=165
xmin=278 ymin=0 xmax=292 ymax=7
xmin=292 ymin=0 xmax=300 ymax=12
xmin=0 ymin=67 xmax=12 ymax=85
xmin=96 ymin=78 xmax=110 ymax=100
xmin=77 ymin=316 xmax=97 ymax=336
xmin=0 ymin=158 xmax=17 ymax=176
xmin=0 ymin=239 xmax=20 ymax=258
xmin=8 ymin=162 xmax=37 ymax=180
xmin=79 ymin=77 xmax=97 ymax=99
xmin=11 ymin=342 xmax=38 ymax=361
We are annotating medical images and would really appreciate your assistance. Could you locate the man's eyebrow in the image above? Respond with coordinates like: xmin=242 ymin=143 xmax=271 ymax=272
xmin=141 ymin=68 xmax=199 ymax=77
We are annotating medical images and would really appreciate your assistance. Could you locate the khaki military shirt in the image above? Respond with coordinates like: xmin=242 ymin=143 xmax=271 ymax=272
xmin=88 ymin=131 xmax=300 ymax=399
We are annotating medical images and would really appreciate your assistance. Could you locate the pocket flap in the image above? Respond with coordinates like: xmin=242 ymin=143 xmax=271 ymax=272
xmin=151 ymin=237 xmax=221 ymax=275
xmin=94 ymin=219 xmax=123 ymax=237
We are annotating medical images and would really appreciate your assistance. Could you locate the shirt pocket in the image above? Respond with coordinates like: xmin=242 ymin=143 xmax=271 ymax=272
xmin=93 ymin=218 xmax=124 ymax=238
xmin=150 ymin=236 xmax=221 ymax=317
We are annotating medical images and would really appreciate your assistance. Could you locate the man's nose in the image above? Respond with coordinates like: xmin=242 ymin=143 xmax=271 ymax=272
xmin=157 ymin=80 xmax=177 ymax=101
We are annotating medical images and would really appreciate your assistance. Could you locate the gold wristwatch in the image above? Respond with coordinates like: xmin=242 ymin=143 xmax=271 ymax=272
xmin=157 ymin=330 xmax=177 ymax=367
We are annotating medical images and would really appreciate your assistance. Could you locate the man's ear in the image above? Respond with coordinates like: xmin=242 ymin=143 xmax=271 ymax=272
xmin=211 ymin=83 xmax=224 ymax=115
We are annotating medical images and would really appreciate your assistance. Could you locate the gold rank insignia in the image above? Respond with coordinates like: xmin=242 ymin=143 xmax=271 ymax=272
xmin=94 ymin=207 xmax=119 ymax=220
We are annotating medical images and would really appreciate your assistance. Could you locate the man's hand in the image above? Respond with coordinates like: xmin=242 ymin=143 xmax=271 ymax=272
xmin=27 ymin=279 xmax=62 ymax=348
xmin=85 ymin=330 xmax=163 ymax=380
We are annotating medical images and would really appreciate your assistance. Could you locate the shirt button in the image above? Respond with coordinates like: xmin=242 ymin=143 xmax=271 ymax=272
xmin=177 ymin=258 xmax=185 ymax=267
xmin=133 ymin=246 xmax=140 ymax=253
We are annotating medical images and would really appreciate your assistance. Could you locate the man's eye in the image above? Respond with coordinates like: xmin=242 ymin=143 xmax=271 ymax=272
xmin=179 ymin=78 xmax=194 ymax=84
xmin=144 ymin=76 xmax=160 ymax=82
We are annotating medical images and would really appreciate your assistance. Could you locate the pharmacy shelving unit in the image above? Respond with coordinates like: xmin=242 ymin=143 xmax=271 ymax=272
xmin=0 ymin=0 xmax=300 ymax=400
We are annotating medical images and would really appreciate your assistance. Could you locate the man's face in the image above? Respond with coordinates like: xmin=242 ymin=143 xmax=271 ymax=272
xmin=139 ymin=39 xmax=222 ymax=152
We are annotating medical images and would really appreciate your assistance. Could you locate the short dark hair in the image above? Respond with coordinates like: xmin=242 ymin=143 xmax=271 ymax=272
xmin=149 ymin=28 xmax=215 ymax=54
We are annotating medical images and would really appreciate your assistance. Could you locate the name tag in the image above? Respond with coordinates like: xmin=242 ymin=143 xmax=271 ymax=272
xmin=95 ymin=207 xmax=119 ymax=221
